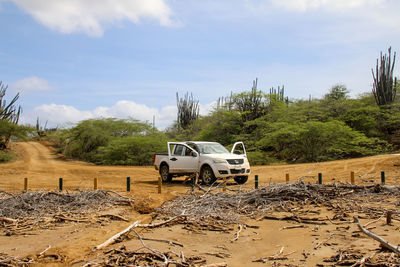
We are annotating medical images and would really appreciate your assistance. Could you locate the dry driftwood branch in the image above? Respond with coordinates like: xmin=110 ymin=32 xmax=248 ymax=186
xmin=260 ymin=215 xmax=328 ymax=225
xmin=37 ymin=245 xmax=51 ymax=257
xmin=231 ymin=224 xmax=244 ymax=242
xmin=54 ymin=214 xmax=90 ymax=223
xmin=136 ymin=237 xmax=184 ymax=247
xmin=137 ymin=213 xmax=185 ymax=228
xmin=132 ymin=229 xmax=169 ymax=264
xmin=363 ymin=215 xmax=384 ymax=228
xmin=280 ymin=224 xmax=308 ymax=230
xmin=97 ymin=214 xmax=129 ymax=222
xmin=94 ymin=220 xmax=141 ymax=250
xmin=353 ymin=216 xmax=400 ymax=255
xmin=314 ymin=235 xmax=335 ymax=249
xmin=253 ymin=247 xmax=296 ymax=262
xmin=200 ymin=262 xmax=227 ymax=267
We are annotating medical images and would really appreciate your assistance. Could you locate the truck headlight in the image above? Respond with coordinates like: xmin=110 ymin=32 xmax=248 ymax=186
xmin=213 ymin=158 xmax=226 ymax=163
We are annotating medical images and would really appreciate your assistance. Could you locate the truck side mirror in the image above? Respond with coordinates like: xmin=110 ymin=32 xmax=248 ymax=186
xmin=192 ymin=151 xmax=198 ymax=157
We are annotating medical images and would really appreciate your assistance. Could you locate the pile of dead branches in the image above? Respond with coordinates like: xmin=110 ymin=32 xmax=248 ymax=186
xmin=157 ymin=182 xmax=400 ymax=224
xmin=324 ymin=248 xmax=399 ymax=266
xmin=100 ymin=245 xmax=207 ymax=267
xmin=0 ymin=190 xmax=133 ymax=219
xmin=0 ymin=253 xmax=33 ymax=266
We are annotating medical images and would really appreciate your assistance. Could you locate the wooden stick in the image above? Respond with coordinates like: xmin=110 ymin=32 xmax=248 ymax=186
xmin=280 ymin=224 xmax=308 ymax=230
xmin=94 ymin=220 xmax=141 ymax=250
xmin=37 ymin=245 xmax=51 ymax=256
xmin=231 ymin=224 xmax=243 ymax=242
xmin=200 ymin=263 xmax=227 ymax=267
xmin=353 ymin=216 xmax=400 ymax=255
xmin=97 ymin=214 xmax=129 ymax=222
xmin=136 ymin=237 xmax=184 ymax=247
xmin=363 ymin=215 xmax=383 ymax=228
xmin=136 ymin=214 xmax=185 ymax=228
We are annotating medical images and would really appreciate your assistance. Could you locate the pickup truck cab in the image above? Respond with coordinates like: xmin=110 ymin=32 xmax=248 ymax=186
xmin=153 ymin=141 xmax=251 ymax=185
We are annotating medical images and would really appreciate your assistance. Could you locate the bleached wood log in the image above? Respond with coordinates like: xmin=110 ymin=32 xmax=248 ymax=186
xmin=353 ymin=216 xmax=400 ymax=255
xmin=94 ymin=220 xmax=141 ymax=250
xmin=136 ymin=213 xmax=185 ymax=228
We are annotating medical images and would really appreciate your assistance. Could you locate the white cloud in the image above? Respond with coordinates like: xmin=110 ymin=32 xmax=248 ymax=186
xmin=9 ymin=0 xmax=174 ymax=36
xmin=20 ymin=99 xmax=216 ymax=129
xmin=269 ymin=0 xmax=383 ymax=12
xmin=12 ymin=76 xmax=55 ymax=94
xmin=20 ymin=101 xmax=176 ymax=129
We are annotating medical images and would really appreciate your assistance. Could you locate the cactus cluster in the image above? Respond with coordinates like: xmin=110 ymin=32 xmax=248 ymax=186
xmin=372 ymin=47 xmax=398 ymax=106
xmin=176 ymin=92 xmax=199 ymax=130
xmin=0 ymin=81 xmax=22 ymax=124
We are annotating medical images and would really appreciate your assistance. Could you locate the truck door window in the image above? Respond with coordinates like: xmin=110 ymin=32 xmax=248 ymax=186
xmin=184 ymin=147 xmax=196 ymax=156
xmin=173 ymin=145 xmax=184 ymax=156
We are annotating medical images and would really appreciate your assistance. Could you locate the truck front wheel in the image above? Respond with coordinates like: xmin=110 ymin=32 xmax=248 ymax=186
xmin=234 ymin=176 xmax=248 ymax=184
xmin=200 ymin=165 xmax=216 ymax=185
xmin=160 ymin=164 xmax=172 ymax=182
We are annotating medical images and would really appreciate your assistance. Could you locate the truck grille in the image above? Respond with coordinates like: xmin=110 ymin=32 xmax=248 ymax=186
xmin=230 ymin=168 xmax=245 ymax=174
xmin=227 ymin=159 xmax=244 ymax=165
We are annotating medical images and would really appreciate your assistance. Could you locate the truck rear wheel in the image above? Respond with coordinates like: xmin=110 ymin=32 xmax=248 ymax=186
xmin=234 ymin=176 xmax=248 ymax=184
xmin=200 ymin=165 xmax=216 ymax=185
xmin=160 ymin=164 xmax=172 ymax=182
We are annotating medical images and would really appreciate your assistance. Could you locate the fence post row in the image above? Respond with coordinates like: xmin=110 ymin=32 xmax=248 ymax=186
xmin=18 ymin=170 xmax=390 ymax=193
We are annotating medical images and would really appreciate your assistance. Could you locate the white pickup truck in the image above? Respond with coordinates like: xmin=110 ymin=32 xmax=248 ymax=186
xmin=153 ymin=141 xmax=251 ymax=185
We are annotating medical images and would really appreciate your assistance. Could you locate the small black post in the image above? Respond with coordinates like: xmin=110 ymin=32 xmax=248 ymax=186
xmin=381 ymin=171 xmax=385 ymax=185
xmin=191 ymin=176 xmax=195 ymax=192
xmin=127 ymin=176 xmax=131 ymax=192
xmin=59 ymin=178 xmax=63 ymax=192
xmin=255 ymin=175 xmax=259 ymax=189
xmin=318 ymin=173 xmax=322 ymax=184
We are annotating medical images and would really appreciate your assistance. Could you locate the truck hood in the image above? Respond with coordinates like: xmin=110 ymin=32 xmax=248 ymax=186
xmin=202 ymin=153 xmax=246 ymax=160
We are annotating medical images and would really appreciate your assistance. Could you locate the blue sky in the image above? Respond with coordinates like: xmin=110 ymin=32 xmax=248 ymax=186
xmin=0 ymin=0 xmax=399 ymax=128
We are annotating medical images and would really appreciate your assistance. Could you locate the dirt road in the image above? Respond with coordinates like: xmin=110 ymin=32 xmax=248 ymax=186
xmin=1 ymin=142 xmax=400 ymax=266
xmin=2 ymin=142 xmax=400 ymax=193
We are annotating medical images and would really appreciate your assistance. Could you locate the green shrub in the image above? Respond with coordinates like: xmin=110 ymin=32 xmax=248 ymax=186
xmin=0 ymin=150 xmax=15 ymax=163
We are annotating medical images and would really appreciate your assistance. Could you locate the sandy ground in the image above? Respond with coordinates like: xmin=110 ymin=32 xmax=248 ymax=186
xmin=1 ymin=141 xmax=400 ymax=266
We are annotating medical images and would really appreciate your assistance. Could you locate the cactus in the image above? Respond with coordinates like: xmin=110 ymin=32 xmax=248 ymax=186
xmin=0 ymin=81 xmax=22 ymax=124
xmin=372 ymin=47 xmax=398 ymax=106
xmin=176 ymin=92 xmax=199 ymax=130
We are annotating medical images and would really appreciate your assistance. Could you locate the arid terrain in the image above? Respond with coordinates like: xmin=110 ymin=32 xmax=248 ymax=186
xmin=1 ymin=141 xmax=400 ymax=266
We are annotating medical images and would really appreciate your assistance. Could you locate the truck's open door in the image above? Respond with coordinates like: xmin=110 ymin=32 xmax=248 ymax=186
xmin=167 ymin=142 xmax=199 ymax=173
xmin=231 ymin=141 xmax=247 ymax=156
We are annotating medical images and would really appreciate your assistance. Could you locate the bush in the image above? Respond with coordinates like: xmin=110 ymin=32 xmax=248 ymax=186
xmin=258 ymin=120 xmax=391 ymax=162
xmin=95 ymin=134 xmax=167 ymax=166
xmin=0 ymin=150 xmax=15 ymax=163
xmin=247 ymin=151 xmax=281 ymax=165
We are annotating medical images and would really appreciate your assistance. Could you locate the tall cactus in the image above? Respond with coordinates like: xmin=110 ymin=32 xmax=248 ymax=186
xmin=176 ymin=92 xmax=199 ymax=130
xmin=0 ymin=81 xmax=22 ymax=124
xmin=372 ymin=47 xmax=398 ymax=106
xmin=0 ymin=81 xmax=22 ymax=149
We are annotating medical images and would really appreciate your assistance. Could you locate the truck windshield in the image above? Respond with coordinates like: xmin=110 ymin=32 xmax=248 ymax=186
xmin=197 ymin=143 xmax=229 ymax=154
